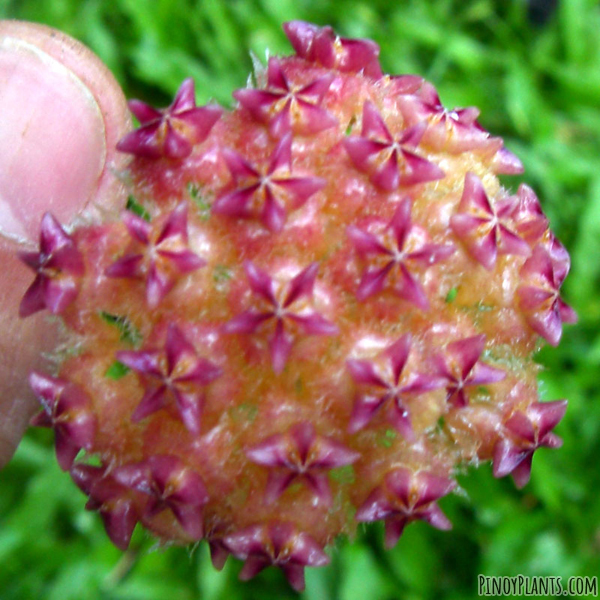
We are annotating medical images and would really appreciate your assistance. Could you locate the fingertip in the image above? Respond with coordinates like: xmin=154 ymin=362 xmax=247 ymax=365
xmin=0 ymin=20 xmax=130 ymax=242
xmin=0 ymin=21 xmax=131 ymax=466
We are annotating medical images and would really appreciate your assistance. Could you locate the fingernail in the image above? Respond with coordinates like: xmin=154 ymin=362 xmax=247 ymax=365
xmin=0 ymin=25 xmax=128 ymax=242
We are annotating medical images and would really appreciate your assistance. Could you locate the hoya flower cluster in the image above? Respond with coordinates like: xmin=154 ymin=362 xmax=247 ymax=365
xmin=20 ymin=21 xmax=575 ymax=591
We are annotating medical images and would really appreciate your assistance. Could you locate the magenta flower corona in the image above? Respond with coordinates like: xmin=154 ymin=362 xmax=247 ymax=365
xmin=116 ymin=324 xmax=222 ymax=433
xmin=246 ymin=421 xmax=359 ymax=505
xmin=224 ymin=261 xmax=338 ymax=373
xmin=29 ymin=372 xmax=96 ymax=471
xmin=234 ymin=57 xmax=338 ymax=137
xmin=398 ymin=81 xmax=500 ymax=154
xmin=517 ymin=244 xmax=577 ymax=346
xmin=431 ymin=334 xmax=506 ymax=408
xmin=283 ymin=21 xmax=382 ymax=78
xmin=348 ymin=197 xmax=455 ymax=307
xmin=223 ymin=521 xmax=330 ymax=591
xmin=213 ymin=133 xmax=326 ymax=232
xmin=493 ymin=400 xmax=568 ymax=488
xmin=116 ymin=78 xmax=222 ymax=159
xmin=106 ymin=201 xmax=205 ymax=307
xmin=18 ymin=212 xmax=84 ymax=317
xmin=20 ymin=21 xmax=575 ymax=591
xmin=346 ymin=334 xmax=441 ymax=436
xmin=451 ymin=172 xmax=531 ymax=270
xmin=71 ymin=464 xmax=143 ymax=551
xmin=112 ymin=455 xmax=209 ymax=539
xmin=344 ymin=101 xmax=445 ymax=190
xmin=356 ymin=467 xmax=456 ymax=549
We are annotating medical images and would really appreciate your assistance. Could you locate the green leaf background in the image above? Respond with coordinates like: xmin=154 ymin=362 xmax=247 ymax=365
xmin=1 ymin=1 xmax=599 ymax=598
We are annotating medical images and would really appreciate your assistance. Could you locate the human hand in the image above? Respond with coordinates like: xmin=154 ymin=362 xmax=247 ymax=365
xmin=0 ymin=20 xmax=129 ymax=466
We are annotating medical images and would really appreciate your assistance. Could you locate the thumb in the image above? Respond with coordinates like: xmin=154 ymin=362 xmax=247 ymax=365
xmin=0 ymin=21 xmax=130 ymax=466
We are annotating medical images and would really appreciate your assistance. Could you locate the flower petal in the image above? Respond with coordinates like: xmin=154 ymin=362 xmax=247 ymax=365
xmin=530 ymin=400 xmax=568 ymax=440
xmin=223 ymin=311 xmax=273 ymax=334
xmin=270 ymin=320 xmax=292 ymax=374
xmin=131 ymin=386 xmax=168 ymax=423
xmin=371 ymin=150 xmax=400 ymax=191
xmin=268 ymin=133 xmax=293 ymax=175
xmin=346 ymin=360 xmax=387 ymax=388
xmin=212 ymin=186 xmax=260 ymax=218
xmin=105 ymin=254 xmax=144 ymax=279
xmin=244 ymin=261 xmax=277 ymax=306
xmin=172 ymin=389 xmax=204 ymax=434
xmin=343 ymin=137 xmax=389 ymax=172
xmin=387 ymin=401 xmax=414 ymax=439
xmin=356 ymin=263 xmax=394 ymax=301
xmin=385 ymin=334 xmax=412 ymax=385
xmin=19 ymin=275 xmax=47 ymax=317
xmin=246 ymin=433 xmax=290 ymax=468
xmin=287 ymin=312 xmax=339 ymax=336
xmin=221 ymin=148 xmax=261 ymax=181
xmin=261 ymin=188 xmax=287 ymax=232
xmin=348 ymin=394 xmax=386 ymax=433
xmin=158 ymin=249 xmax=206 ymax=273
xmin=264 ymin=471 xmax=297 ymax=504
xmin=355 ymin=486 xmax=393 ymax=522
xmin=272 ymin=176 xmax=327 ymax=208
xmin=447 ymin=335 xmax=486 ymax=380
xmin=395 ymin=264 xmax=429 ymax=310
xmin=384 ymin=517 xmax=408 ymax=549
xmin=492 ymin=438 xmax=528 ymax=479
xmin=361 ymin=101 xmax=392 ymax=141
xmin=347 ymin=226 xmax=390 ymax=257
xmin=292 ymin=100 xmax=338 ymax=134
xmin=389 ymin=198 xmax=413 ymax=251
xmin=128 ymin=99 xmax=162 ymax=124
xmin=234 ymin=88 xmax=285 ymax=121
xmin=398 ymin=150 xmax=445 ymax=186
xmin=283 ymin=262 xmax=319 ymax=307
xmin=44 ymin=276 xmax=79 ymax=315
xmin=156 ymin=202 xmax=188 ymax=244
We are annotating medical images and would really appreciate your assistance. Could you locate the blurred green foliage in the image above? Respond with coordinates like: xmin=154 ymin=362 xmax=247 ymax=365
xmin=1 ymin=1 xmax=599 ymax=598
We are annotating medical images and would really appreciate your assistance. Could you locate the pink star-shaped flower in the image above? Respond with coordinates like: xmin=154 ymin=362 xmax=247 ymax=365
xmin=223 ymin=261 xmax=338 ymax=373
xmin=347 ymin=197 xmax=455 ymax=308
xmin=283 ymin=21 xmax=382 ymax=78
xmin=343 ymin=101 xmax=445 ymax=190
xmin=18 ymin=213 xmax=84 ymax=317
xmin=493 ymin=400 xmax=567 ymax=488
xmin=116 ymin=324 xmax=222 ymax=433
xmin=29 ymin=372 xmax=96 ymax=471
xmin=105 ymin=201 xmax=206 ymax=308
xmin=431 ymin=334 xmax=506 ymax=408
xmin=112 ymin=455 xmax=208 ymax=539
xmin=116 ymin=78 xmax=222 ymax=159
xmin=517 ymin=244 xmax=577 ymax=346
xmin=397 ymin=81 xmax=498 ymax=154
xmin=450 ymin=173 xmax=531 ymax=270
xmin=71 ymin=463 xmax=142 ymax=551
xmin=233 ymin=57 xmax=338 ymax=137
xmin=246 ymin=422 xmax=359 ymax=505
xmin=212 ymin=133 xmax=326 ymax=232
xmin=356 ymin=467 xmax=456 ymax=549
xmin=223 ymin=521 xmax=330 ymax=592
xmin=346 ymin=334 xmax=442 ymax=436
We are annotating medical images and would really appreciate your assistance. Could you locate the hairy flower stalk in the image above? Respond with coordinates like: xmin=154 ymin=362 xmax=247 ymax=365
xmin=20 ymin=21 xmax=575 ymax=591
